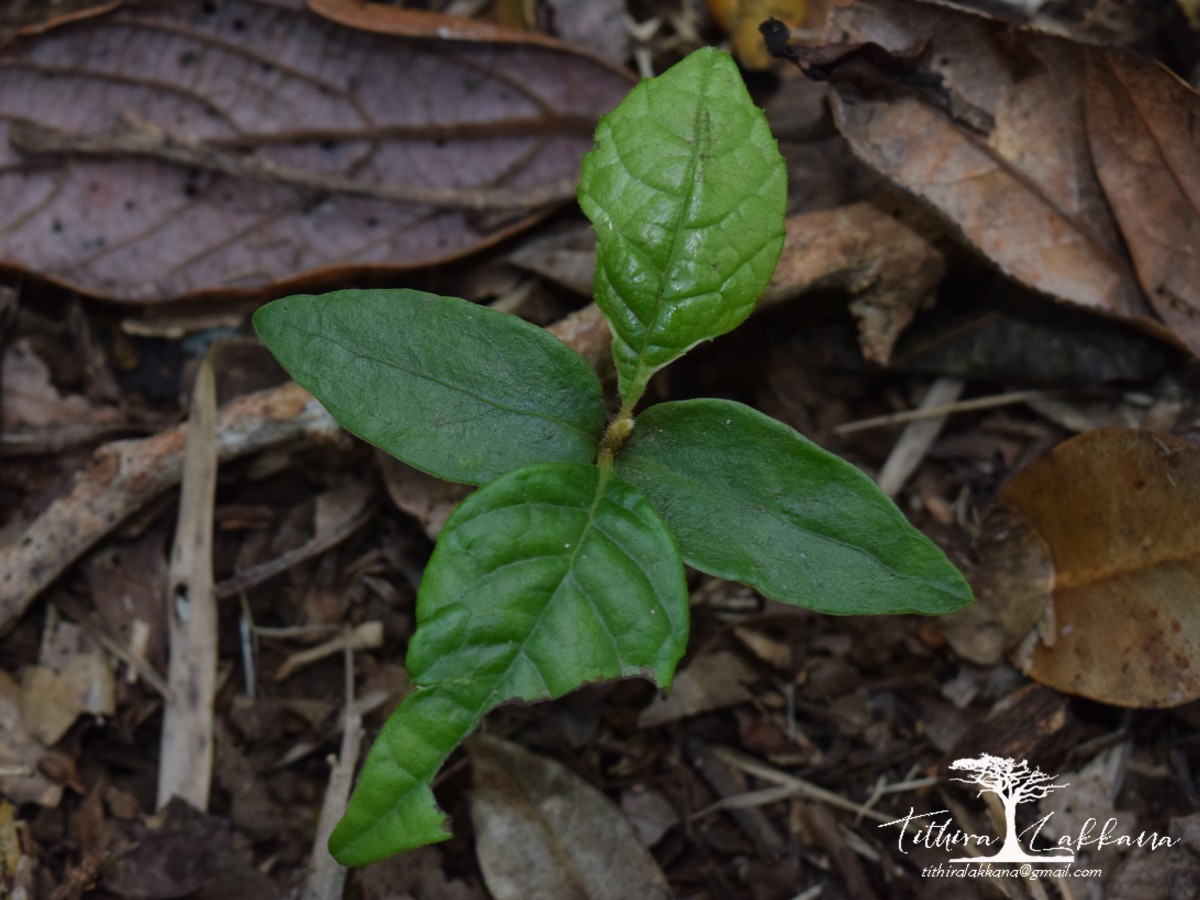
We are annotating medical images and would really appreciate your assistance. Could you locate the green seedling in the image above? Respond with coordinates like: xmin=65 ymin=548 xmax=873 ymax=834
xmin=254 ymin=47 xmax=975 ymax=867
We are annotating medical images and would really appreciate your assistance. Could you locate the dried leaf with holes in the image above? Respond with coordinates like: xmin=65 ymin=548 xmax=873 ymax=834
xmin=0 ymin=0 xmax=632 ymax=302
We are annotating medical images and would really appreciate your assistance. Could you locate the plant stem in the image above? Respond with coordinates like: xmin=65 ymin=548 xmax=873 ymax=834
xmin=596 ymin=400 xmax=636 ymax=470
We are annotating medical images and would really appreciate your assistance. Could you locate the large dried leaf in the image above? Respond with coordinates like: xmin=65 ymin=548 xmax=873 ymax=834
xmin=1083 ymin=54 xmax=1200 ymax=352
xmin=969 ymin=430 xmax=1200 ymax=708
xmin=818 ymin=0 xmax=1199 ymax=354
xmin=0 ymin=0 xmax=632 ymax=302
xmin=469 ymin=734 xmax=673 ymax=900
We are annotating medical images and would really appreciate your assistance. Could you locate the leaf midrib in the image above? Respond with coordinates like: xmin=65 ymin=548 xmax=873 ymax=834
xmin=292 ymin=323 xmax=600 ymax=444
xmin=625 ymin=84 xmax=712 ymax=401
xmin=625 ymin=452 xmax=960 ymax=597
xmin=493 ymin=466 xmax=617 ymax=690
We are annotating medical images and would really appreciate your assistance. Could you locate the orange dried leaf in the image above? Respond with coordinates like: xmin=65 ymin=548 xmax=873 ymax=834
xmin=985 ymin=430 xmax=1200 ymax=708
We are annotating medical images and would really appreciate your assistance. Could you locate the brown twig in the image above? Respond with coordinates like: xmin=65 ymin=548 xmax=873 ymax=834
xmin=275 ymin=622 xmax=383 ymax=682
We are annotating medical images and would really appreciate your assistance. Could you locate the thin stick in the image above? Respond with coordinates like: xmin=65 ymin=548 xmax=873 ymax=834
xmin=710 ymin=745 xmax=894 ymax=824
xmin=876 ymin=377 xmax=964 ymax=498
xmin=834 ymin=389 xmax=1051 ymax=435
xmin=302 ymin=635 xmax=362 ymax=900
xmin=157 ymin=355 xmax=219 ymax=812
xmin=275 ymin=622 xmax=384 ymax=682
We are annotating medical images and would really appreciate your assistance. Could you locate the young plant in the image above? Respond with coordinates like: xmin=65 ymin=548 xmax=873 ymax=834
xmin=253 ymin=47 xmax=974 ymax=867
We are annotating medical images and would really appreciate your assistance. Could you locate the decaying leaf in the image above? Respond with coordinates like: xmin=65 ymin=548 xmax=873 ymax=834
xmin=1 ymin=338 xmax=121 ymax=428
xmin=637 ymin=649 xmax=758 ymax=728
xmin=965 ymin=429 xmax=1200 ymax=708
xmin=941 ymin=507 xmax=1054 ymax=666
xmin=544 ymin=0 xmax=629 ymax=65
xmin=0 ymin=0 xmax=632 ymax=302
xmin=377 ymin=453 xmax=471 ymax=540
xmin=469 ymin=734 xmax=673 ymax=900
xmin=19 ymin=619 xmax=115 ymax=746
xmin=0 ymin=671 xmax=64 ymax=807
xmin=1082 ymin=53 xmax=1200 ymax=353
xmin=794 ymin=0 xmax=1200 ymax=356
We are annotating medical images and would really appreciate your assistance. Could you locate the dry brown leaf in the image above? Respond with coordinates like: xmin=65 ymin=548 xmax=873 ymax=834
xmin=84 ymin=529 xmax=170 ymax=675
xmin=545 ymin=0 xmax=629 ymax=65
xmin=0 ymin=0 xmax=632 ymax=302
xmin=971 ymin=429 xmax=1200 ymax=708
xmin=810 ymin=0 xmax=1199 ymax=355
xmin=941 ymin=508 xmax=1054 ymax=666
xmin=308 ymin=0 xmax=564 ymax=47
xmin=619 ymin=786 xmax=680 ymax=848
xmin=1 ymin=339 xmax=122 ymax=428
xmin=1083 ymin=54 xmax=1200 ymax=352
xmin=637 ymin=649 xmax=757 ymax=728
xmin=469 ymin=734 xmax=673 ymax=900
xmin=763 ymin=202 xmax=944 ymax=362
xmin=377 ymin=452 xmax=471 ymax=540
xmin=1037 ymin=749 xmax=1129 ymax=873
xmin=19 ymin=619 xmax=115 ymax=746
xmin=0 ymin=671 xmax=63 ymax=807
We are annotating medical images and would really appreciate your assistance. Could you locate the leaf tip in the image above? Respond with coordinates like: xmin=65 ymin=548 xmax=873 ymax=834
xmin=327 ymin=785 xmax=453 ymax=868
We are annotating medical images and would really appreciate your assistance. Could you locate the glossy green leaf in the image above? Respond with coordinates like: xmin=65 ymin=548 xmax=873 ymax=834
xmin=615 ymin=400 xmax=975 ymax=615
xmin=253 ymin=290 xmax=605 ymax=485
xmin=328 ymin=462 xmax=688 ymax=866
xmin=578 ymin=48 xmax=787 ymax=407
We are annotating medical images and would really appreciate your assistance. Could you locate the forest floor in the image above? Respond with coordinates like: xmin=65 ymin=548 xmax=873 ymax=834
xmin=3 ymin=0 xmax=1200 ymax=898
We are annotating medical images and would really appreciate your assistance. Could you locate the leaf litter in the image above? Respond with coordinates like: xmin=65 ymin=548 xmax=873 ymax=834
xmin=787 ymin=0 xmax=1200 ymax=356
xmin=0 ymin=0 xmax=632 ymax=302
xmin=2 ymin=0 xmax=1200 ymax=896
